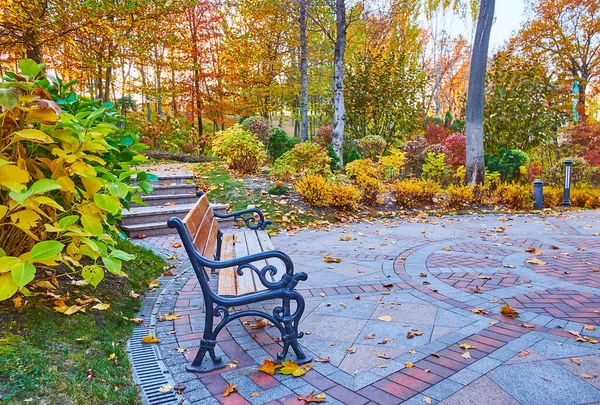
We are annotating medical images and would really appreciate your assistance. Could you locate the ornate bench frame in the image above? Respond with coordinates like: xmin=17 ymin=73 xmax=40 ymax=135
xmin=167 ymin=192 xmax=311 ymax=372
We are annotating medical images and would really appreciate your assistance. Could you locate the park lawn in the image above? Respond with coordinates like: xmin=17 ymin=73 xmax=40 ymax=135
xmin=0 ymin=241 xmax=167 ymax=405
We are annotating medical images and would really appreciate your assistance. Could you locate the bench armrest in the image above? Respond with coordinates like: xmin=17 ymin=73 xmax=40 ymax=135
xmin=196 ymin=191 xmax=271 ymax=230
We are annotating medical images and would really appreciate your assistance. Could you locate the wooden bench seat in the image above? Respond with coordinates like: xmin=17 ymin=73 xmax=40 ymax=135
xmin=167 ymin=192 xmax=311 ymax=373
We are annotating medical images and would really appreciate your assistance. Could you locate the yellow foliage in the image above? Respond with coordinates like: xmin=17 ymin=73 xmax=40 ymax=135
xmin=295 ymin=174 xmax=331 ymax=207
xmin=344 ymin=159 xmax=384 ymax=204
xmin=379 ymin=149 xmax=406 ymax=180
xmin=212 ymin=125 xmax=267 ymax=174
xmin=445 ymin=185 xmax=475 ymax=209
xmin=270 ymin=142 xmax=331 ymax=180
xmin=329 ymin=182 xmax=361 ymax=211
xmin=543 ymin=186 xmax=563 ymax=208
xmin=390 ymin=179 xmax=441 ymax=208
xmin=495 ymin=183 xmax=532 ymax=210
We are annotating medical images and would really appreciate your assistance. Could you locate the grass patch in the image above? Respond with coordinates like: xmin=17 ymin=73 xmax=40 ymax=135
xmin=194 ymin=162 xmax=335 ymax=233
xmin=0 ymin=240 xmax=167 ymax=405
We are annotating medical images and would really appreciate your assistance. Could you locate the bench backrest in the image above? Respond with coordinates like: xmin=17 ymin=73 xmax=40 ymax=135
xmin=182 ymin=194 xmax=219 ymax=279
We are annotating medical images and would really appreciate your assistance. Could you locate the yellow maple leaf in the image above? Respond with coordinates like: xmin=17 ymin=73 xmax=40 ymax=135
xmin=91 ymin=303 xmax=110 ymax=310
xmin=279 ymin=360 xmax=310 ymax=377
xmin=378 ymin=314 xmax=392 ymax=322
xmin=500 ymin=304 xmax=520 ymax=319
xmin=324 ymin=256 xmax=342 ymax=263
xmin=162 ymin=312 xmax=180 ymax=321
xmin=526 ymin=258 xmax=547 ymax=266
xmin=147 ymin=280 xmax=160 ymax=288
xmin=459 ymin=343 xmax=476 ymax=350
xmin=141 ymin=332 xmax=160 ymax=344
xmin=405 ymin=362 xmax=414 ymax=368
xmin=222 ymin=382 xmax=237 ymax=397
xmin=258 ymin=359 xmax=282 ymax=375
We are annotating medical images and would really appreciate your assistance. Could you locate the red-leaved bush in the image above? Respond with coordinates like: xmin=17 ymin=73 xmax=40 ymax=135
xmin=567 ymin=124 xmax=600 ymax=166
xmin=443 ymin=133 xmax=466 ymax=168
xmin=424 ymin=123 xmax=450 ymax=145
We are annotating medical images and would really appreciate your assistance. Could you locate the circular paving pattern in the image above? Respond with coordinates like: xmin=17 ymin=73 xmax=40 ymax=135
xmin=130 ymin=211 xmax=600 ymax=405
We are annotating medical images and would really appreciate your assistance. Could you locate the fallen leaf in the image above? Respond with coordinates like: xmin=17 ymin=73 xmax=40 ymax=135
xmin=346 ymin=347 xmax=357 ymax=354
xmin=91 ymin=303 xmax=110 ymax=310
xmin=419 ymin=272 xmax=427 ymax=277
xmin=324 ymin=256 xmax=341 ymax=263
xmin=136 ymin=234 xmax=147 ymax=239
xmin=298 ymin=391 xmax=326 ymax=403
xmin=431 ymin=352 xmax=440 ymax=358
xmin=571 ymin=358 xmax=581 ymax=366
xmin=364 ymin=333 xmax=375 ymax=339
xmin=518 ymin=349 xmax=531 ymax=357
xmin=376 ymin=353 xmax=391 ymax=359
xmin=176 ymin=348 xmax=186 ymax=353
xmin=406 ymin=331 xmax=415 ymax=339
xmin=279 ymin=360 xmax=311 ymax=377
xmin=378 ymin=315 xmax=392 ymax=322
xmin=319 ymin=292 xmax=326 ymax=297
xmin=521 ymin=323 xmax=536 ymax=329
xmin=413 ymin=329 xmax=423 ymax=336
xmin=472 ymin=285 xmax=483 ymax=294
xmin=222 ymin=382 xmax=237 ymax=397
xmin=405 ymin=362 xmax=414 ymax=368
xmin=582 ymin=373 xmax=597 ymax=379
xmin=228 ymin=360 xmax=238 ymax=368
xmin=315 ymin=357 xmax=331 ymax=363
xmin=462 ymin=351 xmax=472 ymax=359
xmin=526 ymin=258 xmax=547 ymax=266
xmin=491 ymin=227 xmax=505 ymax=233
xmin=251 ymin=318 xmax=269 ymax=329
xmin=250 ymin=392 xmax=260 ymax=397
xmin=443 ymin=247 xmax=451 ymax=251
xmin=408 ymin=349 xmax=417 ymax=354
xmin=141 ymin=332 xmax=160 ymax=344
xmin=500 ymin=304 xmax=520 ymax=319
xmin=541 ymin=377 xmax=552 ymax=382
xmin=157 ymin=384 xmax=172 ymax=393
xmin=170 ymin=242 xmax=182 ymax=248
xmin=471 ymin=308 xmax=490 ymax=315
xmin=584 ymin=324 xmax=596 ymax=331
xmin=523 ymin=248 xmax=543 ymax=255
xmin=162 ymin=312 xmax=181 ymax=321
xmin=258 ymin=359 xmax=282 ymax=375
xmin=125 ymin=317 xmax=144 ymax=324
xmin=423 ymin=396 xmax=433 ymax=404
xmin=378 ymin=338 xmax=393 ymax=344
xmin=129 ymin=290 xmax=140 ymax=299
xmin=477 ymin=275 xmax=492 ymax=280
xmin=339 ymin=236 xmax=353 ymax=241
xmin=459 ymin=343 xmax=476 ymax=350
xmin=147 ymin=280 xmax=160 ymax=289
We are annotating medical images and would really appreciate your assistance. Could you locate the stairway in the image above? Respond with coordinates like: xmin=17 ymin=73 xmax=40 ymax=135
xmin=121 ymin=170 xmax=229 ymax=237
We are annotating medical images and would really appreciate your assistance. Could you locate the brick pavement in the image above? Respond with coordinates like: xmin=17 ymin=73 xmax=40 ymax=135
xmin=132 ymin=210 xmax=600 ymax=405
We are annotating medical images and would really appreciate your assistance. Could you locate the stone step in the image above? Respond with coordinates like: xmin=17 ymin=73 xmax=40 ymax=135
xmin=131 ymin=193 xmax=198 ymax=208
xmin=121 ymin=203 xmax=228 ymax=226
xmin=133 ymin=173 xmax=195 ymax=185
xmin=148 ymin=183 xmax=197 ymax=196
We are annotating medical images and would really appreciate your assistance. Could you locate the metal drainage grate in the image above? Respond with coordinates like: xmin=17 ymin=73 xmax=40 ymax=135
xmin=129 ymin=327 xmax=179 ymax=405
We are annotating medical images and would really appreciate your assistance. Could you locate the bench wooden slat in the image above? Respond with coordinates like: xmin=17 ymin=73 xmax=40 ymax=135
xmin=244 ymin=231 xmax=270 ymax=291
xmin=193 ymin=208 xmax=215 ymax=256
xmin=234 ymin=232 xmax=257 ymax=296
xmin=217 ymin=234 xmax=237 ymax=297
xmin=256 ymin=230 xmax=285 ymax=282
xmin=202 ymin=217 xmax=219 ymax=259
xmin=183 ymin=195 xmax=209 ymax=239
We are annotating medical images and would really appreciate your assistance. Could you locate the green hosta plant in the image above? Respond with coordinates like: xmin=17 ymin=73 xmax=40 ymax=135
xmin=0 ymin=60 xmax=151 ymax=301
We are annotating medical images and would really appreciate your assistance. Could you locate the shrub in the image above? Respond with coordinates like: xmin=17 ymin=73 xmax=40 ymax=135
xmin=139 ymin=136 xmax=154 ymax=148
xmin=354 ymin=135 xmax=386 ymax=160
xmin=443 ymin=133 xmax=466 ymax=168
xmin=329 ymin=182 xmax=361 ymax=210
xmin=571 ymin=189 xmax=594 ymax=208
xmin=526 ymin=160 xmax=543 ymax=182
xmin=345 ymin=159 xmax=384 ymax=204
xmin=327 ymin=144 xmax=341 ymax=172
xmin=268 ymin=128 xmax=297 ymax=160
xmin=401 ymin=137 xmax=428 ymax=175
xmin=543 ymin=186 xmax=563 ymax=208
xmin=182 ymin=143 xmax=196 ymax=154
xmin=0 ymin=60 xmax=144 ymax=300
xmin=212 ymin=125 xmax=267 ymax=174
xmin=445 ymin=185 xmax=475 ymax=209
xmin=241 ymin=116 xmax=271 ymax=143
xmin=314 ymin=125 xmax=333 ymax=147
xmin=422 ymin=152 xmax=451 ymax=183
xmin=485 ymin=148 xmax=530 ymax=182
xmin=391 ymin=179 xmax=441 ymax=208
xmin=379 ymin=149 xmax=406 ymax=180
xmin=295 ymin=174 xmax=331 ymax=207
xmin=270 ymin=142 xmax=331 ymax=180
xmin=424 ymin=122 xmax=450 ymax=145
xmin=268 ymin=182 xmax=289 ymax=195
xmin=495 ymin=183 xmax=532 ymax=210
xmin=345 ymin=149 xmax=362 ymax=164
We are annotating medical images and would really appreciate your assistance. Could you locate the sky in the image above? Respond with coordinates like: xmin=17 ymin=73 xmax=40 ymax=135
xmin=489 ymin=0 xmax=527 ymax=50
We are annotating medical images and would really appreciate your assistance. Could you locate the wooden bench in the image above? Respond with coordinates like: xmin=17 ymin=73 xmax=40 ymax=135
xmin=167 ymin=192 xmax=311 ymax=372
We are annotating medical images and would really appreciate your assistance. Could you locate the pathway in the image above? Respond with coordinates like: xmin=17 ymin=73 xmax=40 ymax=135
xmin=131 ymin=209 xmax=600 ymax=405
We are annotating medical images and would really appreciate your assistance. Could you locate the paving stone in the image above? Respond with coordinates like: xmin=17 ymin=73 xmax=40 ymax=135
xmin=555 ymin=354 xmax=600 ymax=390
xmin=530 ymin=339 xmax=600 ymax=359
xmin=371 ymin=303 xmax=438 ymax=325
xmin=448 ymin=368 xmax=482 ymax=385
xmin=439 ymin=376 xmax=519 ymax=405
xmin=311 ymin=297 xmax=379 ymax=319
xmin=490 ymin=360 xmax=600 ymax=405
xmin=300 ymin=314 xmax=367 ymax=343
xmin=422 ymin=379 xmax=464 ymax=401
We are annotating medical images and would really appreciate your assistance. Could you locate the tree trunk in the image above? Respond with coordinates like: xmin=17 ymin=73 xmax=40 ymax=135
xmin=24 ymin=29 xmax=42 ymax=63
xmin=332 ymin=0 xmax=346 ymax=165
xmin=578 ymin=80 xmax=587 ymax=124
xmin=465 ymin=0 xmax=494 ymax=186
xmin=299 ymin=0 xmax=309 ymax=142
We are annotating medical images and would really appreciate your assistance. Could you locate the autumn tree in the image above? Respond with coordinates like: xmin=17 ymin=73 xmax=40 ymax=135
xmin=516 ymin=0 xmax=600 ymax=123
xmin=465 ymin=0 xmax=494 ymax=185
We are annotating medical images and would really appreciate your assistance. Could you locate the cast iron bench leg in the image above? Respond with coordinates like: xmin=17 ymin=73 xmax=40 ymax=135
xmin=276 ymin=293 xmax=310 ymax=364
xmin=186 ymin=310 xmax=225 ymax=373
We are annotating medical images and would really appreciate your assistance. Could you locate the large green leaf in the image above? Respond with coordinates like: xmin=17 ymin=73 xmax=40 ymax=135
xmin=29 ymin=179 xmax=62 ymax=195
xmin=0 ymin=88 xmax=18 ymax=110
xmin=94 ymin=194 xmax=121 ymax=215
xmin=102 ymin=257 xmax=122 ymax=275
xmin=11 ymin=262 xmax=36 ymax=288
xmin=18 ymin=59 xmax=45 ymax=79
xmin=107 ymin=182 xmax=129 ymax=198
xmin=0 ymin=256 xmax=20 ymax=273
xmin=58 ymin=215 xmax=79 ymax=229
xmin=82 ymin=265 xmax=104 ymax=287
xmin=30 ymin=240 xmax=64 ymax=262
xmin=81 ymin=213 xmax=103 ymax=236
xmin=0 ymin=273 xmax=18 ymax=301
xmin=108 ymin=249 xmax=135 ymax=261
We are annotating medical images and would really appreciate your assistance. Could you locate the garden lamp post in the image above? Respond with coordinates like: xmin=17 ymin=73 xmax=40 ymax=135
xmin=562 ymin=159 xmax=572 ymax=206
